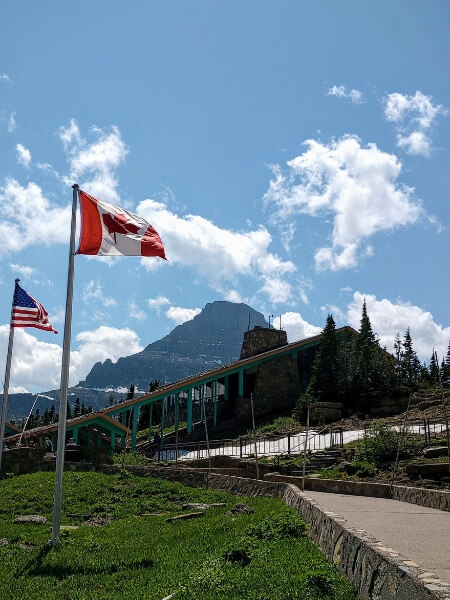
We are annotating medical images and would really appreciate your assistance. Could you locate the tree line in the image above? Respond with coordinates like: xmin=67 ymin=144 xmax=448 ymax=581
xmin=295 ymin=300 xmax=450 ymax=416
xmin=13 ymin=397 xmax=94 ymax=429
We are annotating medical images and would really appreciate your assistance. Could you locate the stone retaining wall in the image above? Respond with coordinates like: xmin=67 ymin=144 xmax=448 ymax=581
xmin=97 ymin=465 xmax=450 ymax=599
xmin=263 ymin=473 xmax=450 ymax=512
xmin=281 ymin=483 xmax=450 ymax=600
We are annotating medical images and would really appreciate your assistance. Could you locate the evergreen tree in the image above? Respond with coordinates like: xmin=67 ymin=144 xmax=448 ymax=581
xmin=74 ymin=397 xmax=81 ymax=417
xmin=336 ymin=328 xmax=357 ymax=407
xmin=139 ymin=380 xmax=161 ymax=427
xmin=42 ymin=408 xmax=50 ymax=425
xmin=49 ymin=404 xmax=56 ymax=423
xmin=126 ymin=384 xmax=135 ymax=401
xmin=303 ymin=314 xmax=338 ymax=404
xmin=400 ymin=328 xmax=421 ymax=390
xmin=355 ymin=299 xmax=377 ymax=391
xmin=66 ymin=401 xmax=72 ymax=420
xmin=429 ymin=350 xmax=440 ymax=386
xmin=393 ymin=333 xmax=402 ymax=363
xmin=443 ymin=341 xmax=450 ymax=385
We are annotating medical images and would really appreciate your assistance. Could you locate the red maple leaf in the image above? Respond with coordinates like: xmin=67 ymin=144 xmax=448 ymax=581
xmin=102 ymin=211 xmax=140 ymax=242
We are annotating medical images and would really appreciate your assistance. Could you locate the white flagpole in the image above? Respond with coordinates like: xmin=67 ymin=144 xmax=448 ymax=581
xmin=0 ymin=278 xmax=20 ymax=472
xmin=51 ymin=184 xmax=79 ymax=543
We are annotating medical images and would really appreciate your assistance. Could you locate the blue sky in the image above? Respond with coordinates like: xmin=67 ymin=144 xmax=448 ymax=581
xmin=1 ymin=1 xmax=449 ymax=394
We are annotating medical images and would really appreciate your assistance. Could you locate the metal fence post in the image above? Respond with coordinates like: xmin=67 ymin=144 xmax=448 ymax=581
xmin=239 ymin=436 xmax=243 ymax=458
xmin=287 ymin=432 xmax=291 ymax=454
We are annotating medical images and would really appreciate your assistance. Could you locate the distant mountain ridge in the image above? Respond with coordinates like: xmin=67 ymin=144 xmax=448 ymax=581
xmin=5 ymin=301 xmax=268 ymax=419
xmin=79 ymin=301 xmax=268 ymax=390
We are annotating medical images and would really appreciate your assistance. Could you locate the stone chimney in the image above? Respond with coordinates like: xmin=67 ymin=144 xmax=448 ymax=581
xmin=240 ymin=326 xmax=288 ymax=359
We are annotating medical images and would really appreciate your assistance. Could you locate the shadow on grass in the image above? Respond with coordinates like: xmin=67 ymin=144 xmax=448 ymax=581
xmin=14 ymin=543 xmax=52 ymax=578
xmin=28 ymin=558 xmax=154 ymax=579
xmin=13 ymin=544 xmax=153 ymax=580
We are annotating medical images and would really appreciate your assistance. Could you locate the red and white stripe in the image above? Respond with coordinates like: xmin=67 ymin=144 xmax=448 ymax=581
xmin=12 ymin=300 xmax=58 ymax=333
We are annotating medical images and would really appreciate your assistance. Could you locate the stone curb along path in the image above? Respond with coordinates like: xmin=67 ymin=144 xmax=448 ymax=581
xmin=281 ymin=484 xmax=450 ymax=600
xmin=203 ymin=473 xmax=450 ymax=600
xmin=100 ymin=465 xmax=450 ymax=600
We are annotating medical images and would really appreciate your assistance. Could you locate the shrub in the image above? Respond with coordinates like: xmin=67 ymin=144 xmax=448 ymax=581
xmin=355 ymin=420 xmax=423 ymax=467
xmin=245 ymin=513 xmax=307 ymax=540
xmin=112 ymin=451 xmax=150 ymax=466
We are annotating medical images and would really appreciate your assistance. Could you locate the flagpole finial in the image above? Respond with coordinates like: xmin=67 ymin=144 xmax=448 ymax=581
xmin=15 ymin=278 xmax=20 ymax=284
xmin=72 ymin=183 xmax=79 ymax=190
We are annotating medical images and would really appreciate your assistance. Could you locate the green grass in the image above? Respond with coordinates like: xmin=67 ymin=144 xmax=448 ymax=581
xmin=0 ymin=471 xmax=357 ymax=600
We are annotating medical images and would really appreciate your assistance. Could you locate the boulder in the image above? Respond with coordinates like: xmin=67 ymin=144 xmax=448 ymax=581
xmin=337 ymin=461 xmax=359 ymax=476
xmin=226 ymin=503 xmax=254 ymax=515
xmin=14 ymin=515 xmax=48 ymax=525
xmin=423 ymin=446 xmax=449 ymax=459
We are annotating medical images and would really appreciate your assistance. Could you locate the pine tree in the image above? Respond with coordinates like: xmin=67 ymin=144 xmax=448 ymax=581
xmin=429 ymin=350 xmax=440 ymax=386
xmin=303 ymin=314 xmax=338 ymax=404
xmin=126 ymin=384 xmax=135 ymax=401
xmin=42 ymin=408 xmax=50 ymax=425
xmin=74 ymin=397 xmax=81 ymax=417
xmin=140 ymin=380 xmax=161 ymax=427
xmin=355 ymin=300 xmax=376 ymax=388
xmin=393 ymin=333 xmax=402 ymax=363
xmin=443 ymin=341 xmax=450 ymax=385
xmin=400 ymin=328 xmax=421 ymax=390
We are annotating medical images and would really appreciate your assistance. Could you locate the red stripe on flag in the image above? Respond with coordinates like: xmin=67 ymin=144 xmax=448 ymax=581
xmin=77 ymin=191 xmax=103 ymax=254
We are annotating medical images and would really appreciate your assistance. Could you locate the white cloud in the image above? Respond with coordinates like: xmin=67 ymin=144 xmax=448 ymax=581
xmin=9 ymin=385 xmax=29 ymax=394
xmin=138 ymin=199 xmax=296 ymax=304
xmin=280 ymin=223 xmax=296 ymax=252
xmin=264 ymin=135 xmax=422 ymax=271
xmin=82 ymin=280 xmax=117 ymax=308
xmin=397 ymin=131 xmax=431 ymax=156
xmin=0 ymin=325 xmax=63 ymax=392
xmin=347 ymin=292 xmax=450 ymax=361
xmin=260 ymin=277 xmax=293 ymax=304
xmin=0 ymin=179 xmax=71 ymax=256
xmin=71 ymin=326 xmax=143 ymax=385
xmin=129 ymin=301 xmax=147 ymax=321
xmin=7 ymin=112 xmax=16 ymax=132
xmin=299 ymin=289 xmax=309 ymax=305
xmin=224 ymin=289 xmax=243 ymax=303
xmin=16 ymin=144 xmax=31 ymax=168
xmin=9 ymin=263 xmax=37 ymax=279
xmin=0 ymin=74 xmax=11 ymax=83
xmin=166 ymin=306 xmax=202 ymax=326
xmin=0 ymin=325 xmax=144 ymax=393
xmin=60 ymin=119 xmax=128 ymax=203
xmin=281 ymin=312 xmax=322 ymax=343
xmin=384 ymin=91 xmax=446 ymax=156
xmin=328 ymin=85 xmax=364 ymax=104
xmin=147 ymin=295 xmax=171 ymax=313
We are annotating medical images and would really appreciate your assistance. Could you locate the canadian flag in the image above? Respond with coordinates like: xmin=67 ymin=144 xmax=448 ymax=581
xmin=77 ymin=191 xmax=166 ymax=259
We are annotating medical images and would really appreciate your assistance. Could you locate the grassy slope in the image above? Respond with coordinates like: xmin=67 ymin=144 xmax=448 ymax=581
xmin=0 ymin=472 xmax=356 ymax=600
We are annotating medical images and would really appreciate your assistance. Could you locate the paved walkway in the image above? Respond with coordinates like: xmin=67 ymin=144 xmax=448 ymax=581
xmin=305 ymin=490 xmax=450 ymax=584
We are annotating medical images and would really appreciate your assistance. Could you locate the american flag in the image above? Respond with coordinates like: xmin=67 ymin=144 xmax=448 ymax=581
xmin=11 ymin=283 xmax=58 ymax=334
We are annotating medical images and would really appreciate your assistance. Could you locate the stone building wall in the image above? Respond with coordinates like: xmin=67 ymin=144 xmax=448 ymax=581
xmin=240 ymin=326 xmax=287 ymax=359
xmin=234 ymin=354 xmax=300 ymax=423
